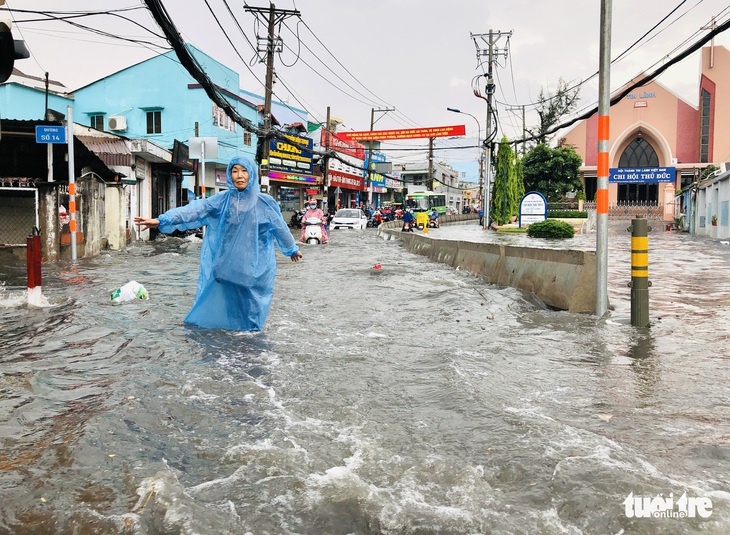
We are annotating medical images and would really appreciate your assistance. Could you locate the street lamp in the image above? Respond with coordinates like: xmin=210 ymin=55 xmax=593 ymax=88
xmin=447 ymin=107 xmax=486 ymax=224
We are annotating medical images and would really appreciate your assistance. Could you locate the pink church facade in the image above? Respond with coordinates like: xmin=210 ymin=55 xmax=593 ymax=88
xmin=561 ymin=45 xmax=730 ymax=222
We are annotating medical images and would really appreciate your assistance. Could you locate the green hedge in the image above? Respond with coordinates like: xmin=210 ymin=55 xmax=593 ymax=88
xmin=496 ymin=227 xmax=528 ymax=234
xmin=526 ymin=219 xmax=575 ymax=239
xmin=547 ymin=210 xmax=587 ymax=218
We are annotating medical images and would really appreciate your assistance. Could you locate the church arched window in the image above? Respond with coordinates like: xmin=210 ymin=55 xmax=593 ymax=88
xmin=617 ymin=136 xmax=659 ymax=202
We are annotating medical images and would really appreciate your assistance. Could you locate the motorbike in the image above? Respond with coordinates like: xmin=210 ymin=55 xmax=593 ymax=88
xmin=367 ymin=213 xmax=383 ymax=228
xmin=302 ymin=217 xmax=325 ymax=244
xmin=428 ymin=218 xmax=439 ymax=229
xmin=401 ymin=220 xmax=414 ymax=232
xmin=289 ymin=210 xmax=304 ymax=229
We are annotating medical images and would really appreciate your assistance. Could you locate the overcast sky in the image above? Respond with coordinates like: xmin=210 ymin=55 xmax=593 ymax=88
xmin=5 ymin=0 xmax=730 ymax=179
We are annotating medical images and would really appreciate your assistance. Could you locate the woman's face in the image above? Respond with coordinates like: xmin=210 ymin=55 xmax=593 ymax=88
xmin=231 ymin=164 xmax=250 ymax=191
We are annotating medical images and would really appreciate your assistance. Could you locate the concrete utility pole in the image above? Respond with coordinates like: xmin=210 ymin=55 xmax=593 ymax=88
xmin=506 ymin=104 xmax=526 ymax=157
xmin=368 ymin=107 xmax=395 ymax=205
xmin=323 ymin=106 xmax=330 ymax=211
xmin=428 ymin=138 xmax=435 ymax=190
xmin=194 ymin=121 xmax=199 ymax=197
xmin=471 ymin=29 xmax=511 ymax=230
xmin=596 ymin=0 xmax=612 ymax=316
xmin=245 ymin=3 xmax=300 ymax=192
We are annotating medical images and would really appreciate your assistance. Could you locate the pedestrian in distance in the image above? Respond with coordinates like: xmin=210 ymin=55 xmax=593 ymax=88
xmin=134 ymin=154 xmax=302 ymax=332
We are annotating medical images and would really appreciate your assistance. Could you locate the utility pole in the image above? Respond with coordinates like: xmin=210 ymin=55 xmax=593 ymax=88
xmin=367 ymin=107 xmax=395 ymax=206
xmin=428 ymin=138 xmax=435 ymax=190
xmin=194 ymin=121 xmax=199 ymax=197
xmin=323 ymin=106 xmax=330 ymax=212
xmin=506 ymin=104 xmax=526 ymax=157
xmin=596 ymin=0 xmax=612 ymax=316
xmin=472 ymin=29 xmax=511 ymax=229
xmin=245 ymin=3 xmax=300 ymax=193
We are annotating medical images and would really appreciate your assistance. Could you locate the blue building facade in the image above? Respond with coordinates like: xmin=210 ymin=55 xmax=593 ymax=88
xmin=0 ymin=71 xmax=73 ymax=120
xmin=73 ymin=45 xmax=260 ymax=210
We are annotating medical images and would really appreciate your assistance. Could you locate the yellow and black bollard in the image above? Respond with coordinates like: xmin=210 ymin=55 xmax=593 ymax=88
xmin=629 ymin=218 xmax=651 ymax=328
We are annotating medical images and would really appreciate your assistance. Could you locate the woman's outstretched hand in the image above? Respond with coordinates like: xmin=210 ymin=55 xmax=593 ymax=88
xmin=134 ymin=217 xmax=160 ymax=231
xmin=291 ymin=252 xmax=303 ymax=262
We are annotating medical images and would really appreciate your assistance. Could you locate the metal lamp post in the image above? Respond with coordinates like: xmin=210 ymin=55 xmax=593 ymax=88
xmin=447 ymin=107 xmax=484 ymax=220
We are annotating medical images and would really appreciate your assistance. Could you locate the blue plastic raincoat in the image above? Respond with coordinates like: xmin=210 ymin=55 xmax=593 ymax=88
xmin=157 ymin=155 xmax=300 ymax=331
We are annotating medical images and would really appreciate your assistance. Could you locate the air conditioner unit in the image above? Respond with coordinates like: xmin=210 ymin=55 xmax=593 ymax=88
xmin=108 ymin=116 xmax=127 ymax=131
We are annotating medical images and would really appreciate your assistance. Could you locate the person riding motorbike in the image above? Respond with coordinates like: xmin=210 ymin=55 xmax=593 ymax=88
xmin=428 ymin=208 xmax=439 ymax=228
xmin=402 ymin=208 xmax=415 ymax=232
xmin=300 ymin=199 xmax=328 ymax=243
xmin=373 ymin=210 xmax=383 ymax=225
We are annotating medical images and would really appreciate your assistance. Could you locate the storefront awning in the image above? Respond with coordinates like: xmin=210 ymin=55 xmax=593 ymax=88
xmin=77 ymin=135 xmax=133 ymax=167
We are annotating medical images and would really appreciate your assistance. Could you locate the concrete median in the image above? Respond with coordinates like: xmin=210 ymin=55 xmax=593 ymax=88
xmin=379 ymin=221 xmax=596 ymax=313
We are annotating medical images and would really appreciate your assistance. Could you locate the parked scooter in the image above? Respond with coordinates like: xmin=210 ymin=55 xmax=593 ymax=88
xmin=302 ymin=217 xmax=325 ymax=244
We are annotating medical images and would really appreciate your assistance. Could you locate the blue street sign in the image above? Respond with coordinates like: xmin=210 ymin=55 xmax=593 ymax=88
xmin=35 ymin=125 xmax=67 ymax=144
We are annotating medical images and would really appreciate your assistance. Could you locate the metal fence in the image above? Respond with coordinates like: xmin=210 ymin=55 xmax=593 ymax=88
xmin=584 ymin=200 xmax=664 ymax=220
xmin=0 ymin=187 xmax=39 ymax=246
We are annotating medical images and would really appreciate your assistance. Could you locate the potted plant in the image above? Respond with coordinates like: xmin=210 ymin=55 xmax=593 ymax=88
xmin=711 ymin=215 xmax=718 ymax=226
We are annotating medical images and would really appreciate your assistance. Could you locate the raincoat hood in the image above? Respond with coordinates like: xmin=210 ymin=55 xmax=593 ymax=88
xmin=228 ymin=154 xmax=259 ymax=191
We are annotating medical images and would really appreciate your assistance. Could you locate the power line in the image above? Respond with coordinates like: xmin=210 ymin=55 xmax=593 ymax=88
xmin=513 ymin=15 xmax=730 ymax=146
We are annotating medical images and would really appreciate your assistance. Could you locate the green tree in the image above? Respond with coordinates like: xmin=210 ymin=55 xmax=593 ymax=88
xmin=526 ymin=78 xmax=581 ymax=147
xmin=515 ymin=155 xmax=525 ymax=201
xmin=522 ymin=144 xmax=583 ymax=201
xmin=491 ymin=136 xmax=521 ymax=225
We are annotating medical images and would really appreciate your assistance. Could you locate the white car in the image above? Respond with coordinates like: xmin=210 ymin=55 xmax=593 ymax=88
xmin=331 ymin=208 xmax=368 ymax=230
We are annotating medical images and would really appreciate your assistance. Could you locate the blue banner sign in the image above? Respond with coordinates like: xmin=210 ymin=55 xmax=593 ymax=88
xmin=609 ymin=167 xmax=676 ymax=183
xmin=367 ymin=152 xmax=386 ymax=189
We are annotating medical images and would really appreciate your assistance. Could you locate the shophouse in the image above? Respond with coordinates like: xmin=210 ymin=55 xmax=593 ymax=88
xmin=71 ymin=45 xmax=261 ymax=239
xmin=318 ymin=129 xmax=367 ymax=210
xmin=0 ymin=69 xmax=153 ymax=260
xmin=238 ymin=89 xmax=319 ymax=218
xmin=398 ymin=161 xmax=463 ymax=213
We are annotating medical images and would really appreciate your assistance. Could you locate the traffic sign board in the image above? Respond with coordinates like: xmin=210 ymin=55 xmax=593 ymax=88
xmin=35 ymin=125 xmax=67 ymax=144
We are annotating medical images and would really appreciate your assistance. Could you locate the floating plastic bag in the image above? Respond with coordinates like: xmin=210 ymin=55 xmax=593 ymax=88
xmin=111 ymin=280 xmax=149 ymax=303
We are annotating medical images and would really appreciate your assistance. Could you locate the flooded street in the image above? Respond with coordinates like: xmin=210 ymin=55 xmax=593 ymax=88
xmin=1 ymin=223 xmax=729 ymax=534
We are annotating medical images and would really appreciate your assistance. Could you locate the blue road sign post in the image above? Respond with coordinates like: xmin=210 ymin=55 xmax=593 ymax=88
xmin=35 ymin=125 xmax=67 ymax=144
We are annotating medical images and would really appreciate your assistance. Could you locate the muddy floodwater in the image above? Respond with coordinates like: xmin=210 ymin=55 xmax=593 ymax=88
xmin=1 ymin=223 xmax=729 ymax=534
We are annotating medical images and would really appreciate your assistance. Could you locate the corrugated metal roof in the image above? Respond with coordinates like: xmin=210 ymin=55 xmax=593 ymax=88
xmin=77 ymin=135 xmax=132 ymax=167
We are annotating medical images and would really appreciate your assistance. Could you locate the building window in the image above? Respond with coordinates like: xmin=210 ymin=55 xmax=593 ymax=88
xmin=619 ymin=137 xmax=659 ymax=168
xmin=700 ymin=88 xmax=711 ymax=163
xmin=90 ymin=115 xmax=104 ymax=131
xmin=244 ymin=132 xmax=252 ymax=146
xmin=146 ymin=111 xmax=162 ymax=134
xmin=212 ymin=103 xmax=236 ymax=132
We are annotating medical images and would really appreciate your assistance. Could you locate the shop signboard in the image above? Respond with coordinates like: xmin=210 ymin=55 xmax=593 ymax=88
xmin=321 ymin=130 xmax=367 ymax=160
xmin=367 ymin=151 xmax=387 ymax=191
